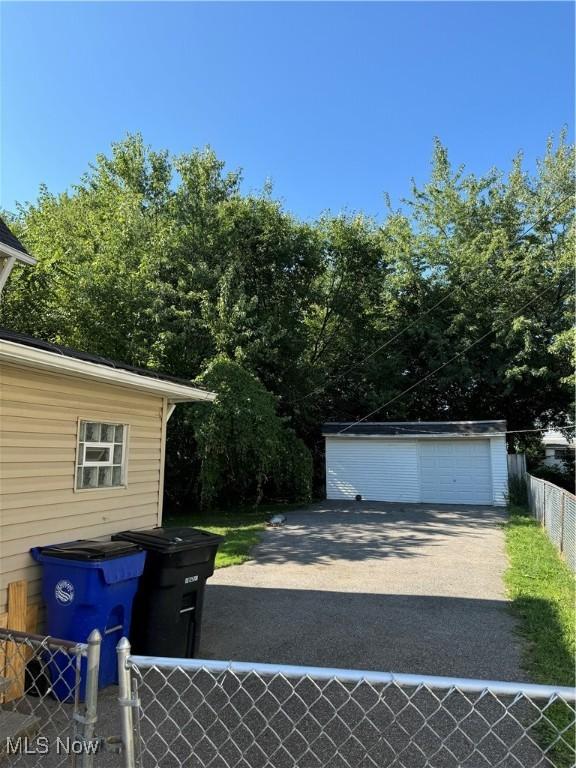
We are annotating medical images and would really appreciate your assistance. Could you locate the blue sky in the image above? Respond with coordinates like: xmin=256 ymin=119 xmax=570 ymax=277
xmin=1 ymin=2 xmax=573 ymax=221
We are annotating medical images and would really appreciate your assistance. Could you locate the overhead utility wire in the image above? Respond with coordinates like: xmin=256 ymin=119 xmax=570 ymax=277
xmin=292 ymin=194 xmax=573 ymax=405
xmin=337 ymin=280 xmax=566 ymax=434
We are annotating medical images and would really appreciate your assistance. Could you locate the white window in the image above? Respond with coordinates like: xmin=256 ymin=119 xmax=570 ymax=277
xmin=76 ymin=421 xmax=127 ymax=490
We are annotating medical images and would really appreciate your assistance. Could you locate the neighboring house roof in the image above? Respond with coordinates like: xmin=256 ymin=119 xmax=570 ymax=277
xmin=0 ymin=218 xmax=30 ymax=255
xmin=0 ymin=327 xmax=215 ymax=403
xmin=322 ymin=420 xmax=507 ymax=437
xmin=0 ymin=217 xmax=36 ymax=264
xmin=542 ymin=430 xmax=574 ymax=448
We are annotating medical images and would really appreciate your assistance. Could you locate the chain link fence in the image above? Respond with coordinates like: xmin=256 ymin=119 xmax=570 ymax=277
xmin=528 ymin=475 xmax=576 ymax=572
xmin=0 ymin=627 xmax=100 ymax=768
xmin=117 ymin=648 xmax=576 ymax=768
xmin=2 ymin=628 xmax=574 ymax=768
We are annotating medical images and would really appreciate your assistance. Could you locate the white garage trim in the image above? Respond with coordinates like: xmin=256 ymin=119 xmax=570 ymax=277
xmin=324 ymin=422 xmax=508 ymax=507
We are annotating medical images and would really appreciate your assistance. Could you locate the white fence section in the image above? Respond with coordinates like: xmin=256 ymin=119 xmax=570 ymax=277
xmin=116 ymin=645 xmax=576 ymax=768
xmin=527 ymin=474 xmax=576 ymax=572
xmin=507 ymin=453 xmax=527 ymax=478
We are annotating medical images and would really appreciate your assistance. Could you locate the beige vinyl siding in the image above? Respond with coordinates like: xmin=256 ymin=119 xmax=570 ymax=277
xmin=0 ymin=362 xmax=166 ymax=613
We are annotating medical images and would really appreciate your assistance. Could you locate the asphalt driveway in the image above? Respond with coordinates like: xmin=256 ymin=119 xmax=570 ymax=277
xmin=200 ymin=501 xmax=525 ymax=681
xmin=86 ymin=503 xmax=539 ymax=768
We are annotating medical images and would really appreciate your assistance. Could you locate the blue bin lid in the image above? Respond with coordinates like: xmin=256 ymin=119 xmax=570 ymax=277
xmin=33 ymin=540 xmax=141 ymax=561
xmin=31 ymin=541 xmax=146 ymax=584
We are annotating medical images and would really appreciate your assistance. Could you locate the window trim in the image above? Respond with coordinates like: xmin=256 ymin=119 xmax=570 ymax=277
xmin=83 ymin=442 xmax=114 ymax=467
xmin=75 ymin=418 xmax=129 ymax=492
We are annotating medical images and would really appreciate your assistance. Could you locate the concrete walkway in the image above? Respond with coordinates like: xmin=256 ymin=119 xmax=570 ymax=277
xmin=201 ymin=501 xmax=525 ymax=681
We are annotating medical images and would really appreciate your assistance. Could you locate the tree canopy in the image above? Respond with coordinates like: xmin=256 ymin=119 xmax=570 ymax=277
xmin=2 ymin=132 xmax=573 ymax=510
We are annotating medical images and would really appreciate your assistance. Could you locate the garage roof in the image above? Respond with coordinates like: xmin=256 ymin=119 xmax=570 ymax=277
xmin=322 ymin=420 xmax=507 ymax=437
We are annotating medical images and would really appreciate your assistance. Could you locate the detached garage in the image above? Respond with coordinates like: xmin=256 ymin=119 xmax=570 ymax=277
xmin=323 ymin=421 xmax=508 ymax=506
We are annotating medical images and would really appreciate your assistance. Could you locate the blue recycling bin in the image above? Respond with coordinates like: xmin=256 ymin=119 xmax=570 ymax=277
xmin=31 ymin=540 xmax=146 ymax=701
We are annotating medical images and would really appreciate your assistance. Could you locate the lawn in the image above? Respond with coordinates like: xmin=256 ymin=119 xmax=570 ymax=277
xmin=504 ymin=504 xmax=575 ymax=766
xmin=165 ymin=504 xmax=301 ymax=569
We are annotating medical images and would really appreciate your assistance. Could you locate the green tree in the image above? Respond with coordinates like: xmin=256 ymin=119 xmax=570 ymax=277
xmin=192 ymin=356 xmax=311 ymax=508
xmin=1 ymin=131 xmax=573 ymax=507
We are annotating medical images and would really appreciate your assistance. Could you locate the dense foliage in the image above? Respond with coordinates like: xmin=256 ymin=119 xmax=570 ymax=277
xmin=1 ymin=132 xmax=574 ymax=511
xmin=530 ymin=461 xmax=576 ymax=495
xmin=191 ymin=356 xmax=311 ymax=509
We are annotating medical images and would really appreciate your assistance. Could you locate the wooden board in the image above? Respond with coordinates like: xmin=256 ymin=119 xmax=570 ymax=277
xmin=3 ymin=581 xmax=27 ymax=702
xmin=0 ymin=611 xmax=7 ymax=704
xmin=26 ymin=604 xmax=38 ymax=634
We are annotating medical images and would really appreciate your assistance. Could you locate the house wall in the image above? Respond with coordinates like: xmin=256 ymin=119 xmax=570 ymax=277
xmin=0 ymin=362 xmax=167 ymax=614
xmin=543 ymin=446 xmax=570 ymax=470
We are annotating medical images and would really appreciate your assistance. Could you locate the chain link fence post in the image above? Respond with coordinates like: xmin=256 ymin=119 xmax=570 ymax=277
xmin=76 ymin=628 xmax=101 ymax=768
xmin=117 ymin=636 xmax=138 ymax=768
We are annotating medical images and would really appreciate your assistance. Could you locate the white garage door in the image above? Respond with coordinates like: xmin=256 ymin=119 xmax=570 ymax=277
xmin=420 ymin=440 xmax=492 ymax=505
xmin=326 ymin=438 xmax=420 ymax=502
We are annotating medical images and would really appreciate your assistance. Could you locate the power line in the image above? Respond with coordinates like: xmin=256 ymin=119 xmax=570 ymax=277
xmin=337 ymin=280 xmax=566 ymax=434
xmin=292 ymin=290 xmax=455 ymax=404
xmin=292 ymin=193 xmax=574 ymax=406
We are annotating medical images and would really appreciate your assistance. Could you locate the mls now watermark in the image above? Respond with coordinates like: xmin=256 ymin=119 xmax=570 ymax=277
xmin=5 ymin=736 xmax=99 ymax=755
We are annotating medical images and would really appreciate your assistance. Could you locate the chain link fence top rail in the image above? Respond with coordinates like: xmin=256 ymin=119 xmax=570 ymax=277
xmin=0 ymin=627 xmax=93 ymax=768
xmin=527 ymin=475 xmax=576 ymax=572
xmin=123 ymin=656 xmax=576 ymax=768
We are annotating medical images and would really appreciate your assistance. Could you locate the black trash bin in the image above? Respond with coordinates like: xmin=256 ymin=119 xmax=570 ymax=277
xmin=111 ymin=527 xmax=223 ymax=657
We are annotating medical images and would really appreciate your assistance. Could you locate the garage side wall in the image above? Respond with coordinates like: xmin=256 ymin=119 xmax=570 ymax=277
xmin=0 ymin=362 xmax=166 ymax=614
xmin=490 ymin=436 xmax=508 ymax=506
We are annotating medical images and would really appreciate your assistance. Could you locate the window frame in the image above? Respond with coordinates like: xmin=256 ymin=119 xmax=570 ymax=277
xmin=75 ymin=418 xmax=129 ymax=492
xmin=83 ymin=442 xmax=114 ymax=467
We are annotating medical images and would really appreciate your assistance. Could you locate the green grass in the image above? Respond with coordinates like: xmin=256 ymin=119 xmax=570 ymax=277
xmin=165 ymin=503 xmax=303 ymax=569
xmin=504 ymin=504 xmax=575 ymax=766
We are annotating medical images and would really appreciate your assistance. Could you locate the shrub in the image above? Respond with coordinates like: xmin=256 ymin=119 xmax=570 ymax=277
xmin=507 ymin=474 xmax=528 ymax=507
xmin=531 ymin=463 xmax=575 ymax=494
xmin=273 ymin=430 xmax=313 ymax=503
xmin=192 ymin=355 xmax=312 ymax=509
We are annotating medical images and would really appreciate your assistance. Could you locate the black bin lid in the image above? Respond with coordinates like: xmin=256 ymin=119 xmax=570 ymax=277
xmin=37 ymin=540 xmax=142 ymax=561
xmin=113 ymin=527 xmax=223 ymax=553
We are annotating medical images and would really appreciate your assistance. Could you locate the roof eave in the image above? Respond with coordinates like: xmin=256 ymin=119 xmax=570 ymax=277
xmin=0 ymin=339 xmax=216 ymax=403
xmin=0 ymin=243 xmax=37 ymax=265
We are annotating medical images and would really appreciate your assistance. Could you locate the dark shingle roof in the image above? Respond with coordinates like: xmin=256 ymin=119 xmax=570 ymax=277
xmin=322 ymin=421 xmax=507 ymax=437
xmin=0 ymin=327 xmax=211 ymax=392
xmin=0 ymin=217 xmax=29 ymax=255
